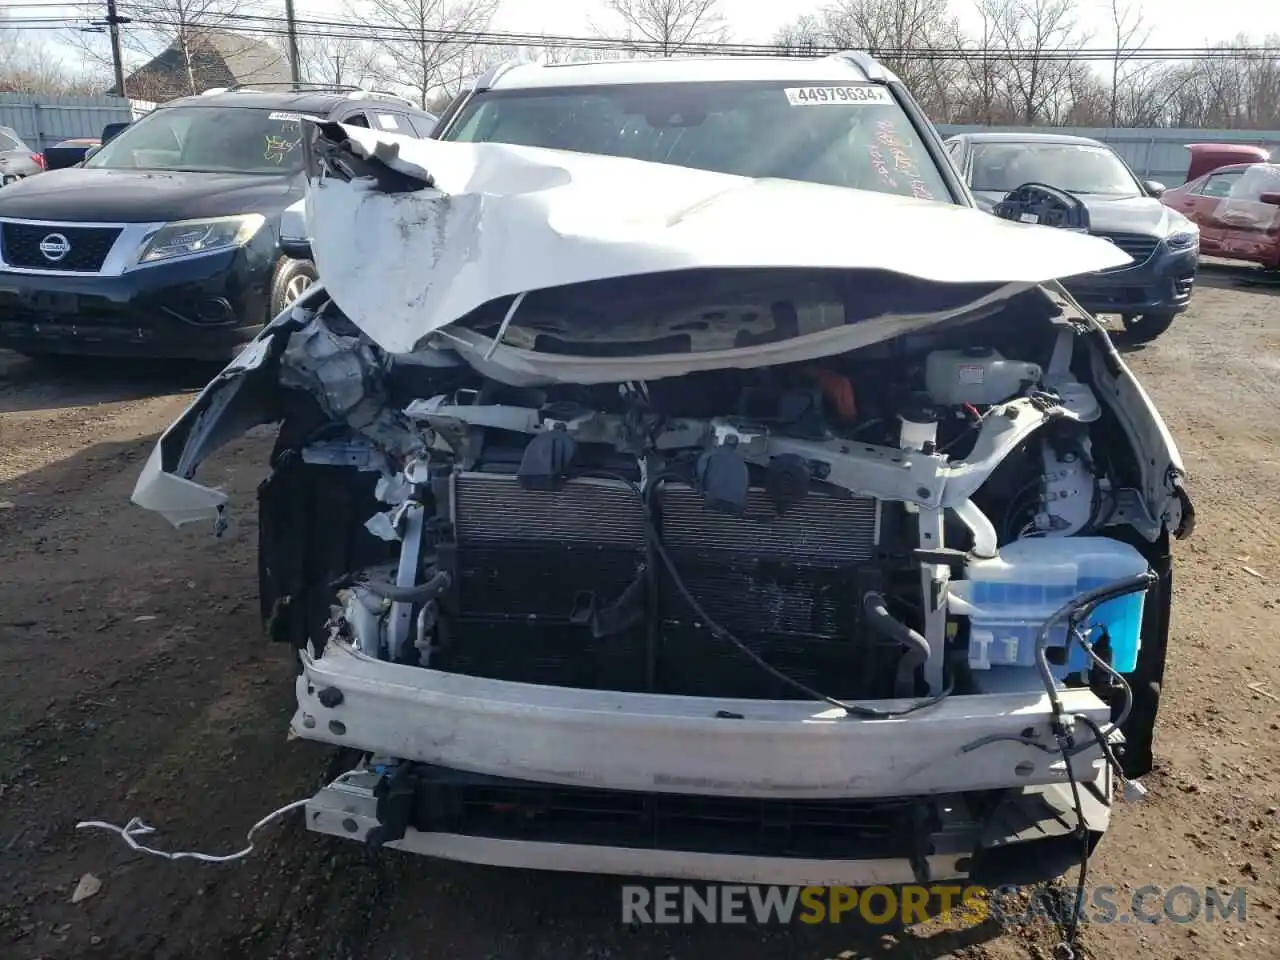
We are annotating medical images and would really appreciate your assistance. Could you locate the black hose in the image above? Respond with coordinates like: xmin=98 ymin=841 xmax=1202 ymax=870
xmin=1072 ymin=711 xmax=1126 ymax=776
xmin=641 ymin=474 xmax=952 ymax=719
xmin=1034 ymin=571 xmax=1157 ymax=716
xmin=1031 ymin=570 xmax=1156 ymax=956
xmin=354 ymin=570 xmax=451 ymax=604
xmin=862 ymin=592 xmax=930 ymax=697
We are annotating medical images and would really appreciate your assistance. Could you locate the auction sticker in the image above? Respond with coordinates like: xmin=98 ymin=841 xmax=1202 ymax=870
xmin=784 ymin=85 xmax=893 ymax=106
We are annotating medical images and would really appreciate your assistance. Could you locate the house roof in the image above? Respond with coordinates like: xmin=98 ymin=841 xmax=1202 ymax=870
xmin=118 ymin=30 xmax=290 ymax=99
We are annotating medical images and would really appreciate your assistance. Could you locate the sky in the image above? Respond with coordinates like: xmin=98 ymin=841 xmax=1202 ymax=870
xmin=4 ymin=0 xmax=1280 ymax=76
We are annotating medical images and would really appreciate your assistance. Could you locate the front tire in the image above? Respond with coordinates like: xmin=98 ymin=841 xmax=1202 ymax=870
xmin=1121 ymin=311 xmax=1177 ymax=343
xmin=269 ymin=257 xmax=319 ymax=317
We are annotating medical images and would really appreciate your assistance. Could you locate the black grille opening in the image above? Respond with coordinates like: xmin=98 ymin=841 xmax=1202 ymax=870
xmin=1 ymin=222 xmax=122 ymax=272
xmin=1096 ymin=232 xmax=1159 ymax=265
xmin=408 ymin=766 xmax=946 ymax=860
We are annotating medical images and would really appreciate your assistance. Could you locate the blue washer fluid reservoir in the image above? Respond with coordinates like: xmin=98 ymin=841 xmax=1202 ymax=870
xmin=948 ymin=536 xmax=1151 ymax=676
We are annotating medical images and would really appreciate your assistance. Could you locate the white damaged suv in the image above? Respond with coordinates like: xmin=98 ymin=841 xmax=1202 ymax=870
xmin=131 ymin=54 xmax=1192 ymax=888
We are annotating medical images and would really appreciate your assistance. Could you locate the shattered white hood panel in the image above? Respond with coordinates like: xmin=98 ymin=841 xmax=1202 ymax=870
xmin=307 ymin=127 xmax=1132 ymax=355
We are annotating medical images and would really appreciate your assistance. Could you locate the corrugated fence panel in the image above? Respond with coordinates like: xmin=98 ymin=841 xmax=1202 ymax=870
xmin=0 ymin=94 xmax=152 ymax=151
xmin=936 ymin=124 xmax=1280 ymax=186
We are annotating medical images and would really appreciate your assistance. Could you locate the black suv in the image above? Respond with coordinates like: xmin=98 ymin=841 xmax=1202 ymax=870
xmin=0 ymin=85 xmax=437 ymax=360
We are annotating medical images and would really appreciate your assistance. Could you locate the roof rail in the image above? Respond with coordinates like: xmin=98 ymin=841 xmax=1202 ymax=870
xmin=218 ymin=81 xmax=419 ymax=108
xmin=473 ymin=59 xmax=523 ymax=92
xmin=225 ymin=81 xmax=364 ymax=93
xmin=828 ymin=50 xmax=887 ymax=82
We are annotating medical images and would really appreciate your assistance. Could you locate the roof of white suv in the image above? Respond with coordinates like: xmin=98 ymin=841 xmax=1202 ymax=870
xmin=486 ymin=54 xmax=889 ymax=90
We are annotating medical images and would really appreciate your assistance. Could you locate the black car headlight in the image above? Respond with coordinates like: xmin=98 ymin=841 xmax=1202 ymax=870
xmin=134 ymin=214 xmax=266 ymax=265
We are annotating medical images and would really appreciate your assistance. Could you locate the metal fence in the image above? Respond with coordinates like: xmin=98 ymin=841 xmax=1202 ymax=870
xmin=0 ymin=94 xmax=155 ymax=151
xmin=936 ymin=124 xmax=1280 ymax=186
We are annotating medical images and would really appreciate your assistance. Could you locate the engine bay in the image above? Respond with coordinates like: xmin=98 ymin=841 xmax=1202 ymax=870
xmin=252 ymin=284 xmax=1166 ymax=721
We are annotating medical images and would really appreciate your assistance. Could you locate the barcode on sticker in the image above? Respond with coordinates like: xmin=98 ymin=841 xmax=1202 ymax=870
xmin=959 ymin=364 xmax=985 ymax=384
xmin=269 ymin=112 xmax=303 ymax=122
xmin=784 ymin=86 xmax=893 ymax=106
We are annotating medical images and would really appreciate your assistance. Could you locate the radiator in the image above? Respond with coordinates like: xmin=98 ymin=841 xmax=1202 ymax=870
xmin=451 ymin=473 xmax=879 ymax=560
xmin=441 ymin=471 xmax=890 ymax=697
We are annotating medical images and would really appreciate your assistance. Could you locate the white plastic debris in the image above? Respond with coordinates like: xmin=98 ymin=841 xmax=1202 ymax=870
xmin=1122 ymin=779 xmax=1149 ymax=803
xmin=76 ymin=795 xmax=311 ymax=864
xmin=71 ymin=873 xmax=102 ymax=903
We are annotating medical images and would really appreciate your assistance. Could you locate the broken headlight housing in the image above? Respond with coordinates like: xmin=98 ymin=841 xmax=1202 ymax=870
xmin=135 ymin=214 xmax=266 ymax=264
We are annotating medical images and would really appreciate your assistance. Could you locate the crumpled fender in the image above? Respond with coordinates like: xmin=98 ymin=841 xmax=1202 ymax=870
xmin=130 ymin=301 xmax=303 ymax=530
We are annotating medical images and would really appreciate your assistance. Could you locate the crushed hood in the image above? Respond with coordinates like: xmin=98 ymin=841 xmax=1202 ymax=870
xmin=305 ymin=124 xmax=1132 ymax=356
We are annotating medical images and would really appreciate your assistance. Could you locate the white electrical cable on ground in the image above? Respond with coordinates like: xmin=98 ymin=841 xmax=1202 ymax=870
xmin=75 ymin=796 xmax=312 ymax=863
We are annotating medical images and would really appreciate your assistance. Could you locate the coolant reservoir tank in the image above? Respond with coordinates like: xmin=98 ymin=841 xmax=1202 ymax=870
xmin=925 ymin=347 xmax=1043 ymax=406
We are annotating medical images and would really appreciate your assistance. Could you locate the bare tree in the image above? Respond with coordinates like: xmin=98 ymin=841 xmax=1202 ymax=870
xmin=65 ymin=0 xmax=277 ymax=97
xmin=981 ymin=0 xmax=1088 ymax=125
xmin=1105 ymin=0 xmax=1156 ymax=126
xmin=2 ymin=13 xmax=105 ymax=94
xmin=274 ymin=32 xmax=380 ymax=88
xmin=513 ymin=43 xmax=628 ymax=65
xmin=594 ymin=0 xmax=728 ymax=57
xmin=773 ymin=1 xmax=964 ymax=120
xmin=355 ymin=0 xmax=499 ymax=110
xmin=957 ymin=0 xmax=1013 ymax=123
xmin=772 ymin=14 xmax=825 ymax=56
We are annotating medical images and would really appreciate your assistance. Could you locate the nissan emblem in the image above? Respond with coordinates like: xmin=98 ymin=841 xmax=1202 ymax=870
xmin=39 ymin=233 xmax=72 ymax=262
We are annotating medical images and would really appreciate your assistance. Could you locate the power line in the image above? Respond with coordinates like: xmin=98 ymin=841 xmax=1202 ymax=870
xmin=9 ymin=8 xmax=1280 ymax=63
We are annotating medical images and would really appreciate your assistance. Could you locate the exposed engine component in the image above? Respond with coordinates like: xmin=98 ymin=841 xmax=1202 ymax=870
xmin=296 ymin=322 xmax=1137 ymax=706
xmin=925 ymin=347 xmax=1043 ymax=407
xmin=897 ymin=403 xmax=938 ymax=452
xmin=1036 ymin=431 xmax=1099 ymax=536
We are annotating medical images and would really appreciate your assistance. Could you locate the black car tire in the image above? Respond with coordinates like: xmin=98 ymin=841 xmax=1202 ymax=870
xmin=269 ymin=257 xmax=318 ymax=316
xmin=1121 ymin=311 xmax=1177 ymax=343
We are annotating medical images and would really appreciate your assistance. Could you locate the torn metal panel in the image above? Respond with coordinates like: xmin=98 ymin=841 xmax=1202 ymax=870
xmin=130 ymin=319 xmax=290 ymax=529
xmin=305 ymin=124 xmax=1133 ymax=356
xmin=277 ymin=314 xmax=423 ymax=459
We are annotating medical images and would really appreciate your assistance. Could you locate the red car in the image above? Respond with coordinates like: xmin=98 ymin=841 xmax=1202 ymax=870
xmin=1161 ymin=143 xmax=1280 ymax=269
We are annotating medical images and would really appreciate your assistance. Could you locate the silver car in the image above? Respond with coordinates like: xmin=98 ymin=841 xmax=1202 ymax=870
xmin=0 ymin=125 xmax=43 ymax=185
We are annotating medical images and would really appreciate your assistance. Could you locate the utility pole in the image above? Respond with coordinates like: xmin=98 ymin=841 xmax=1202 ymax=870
xmin=284 ymin=0 xmax=301 ymax=85
xmin=92 ymin=0 xmax=129 ymax=96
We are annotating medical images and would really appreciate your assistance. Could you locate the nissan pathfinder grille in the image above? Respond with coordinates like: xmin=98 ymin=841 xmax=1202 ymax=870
xmin=1 ymin=222 xmax=122 ymax=272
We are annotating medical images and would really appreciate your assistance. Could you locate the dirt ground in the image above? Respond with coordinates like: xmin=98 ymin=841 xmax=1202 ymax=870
xmin=1 ymin=265 xmax=1278 ymax=960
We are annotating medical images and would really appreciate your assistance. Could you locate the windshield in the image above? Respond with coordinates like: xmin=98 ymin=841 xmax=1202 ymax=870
xmin=971 ymin=141 xmax=1141 ymax=197
xmin=445 ymin=82 xmax=953 ymax=202
xmin=84 ymin=106 xmax=307 ymax=175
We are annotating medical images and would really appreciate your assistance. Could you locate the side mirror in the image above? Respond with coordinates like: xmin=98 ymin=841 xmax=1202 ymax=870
xmin=1259 ymin=191 xmax=1280 ymax=207
xmin=100 ymin=122 xmax=129 ymax=145
xmin=280 ymin=237 xmax=313 ymax=259
xmin=279 ymin=198 xmax=312 ymax=260
xmin=82 ymin=144 xmax=101 ymax=162
xmin=1144 ymin=180 xmax=1166 ymax=198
